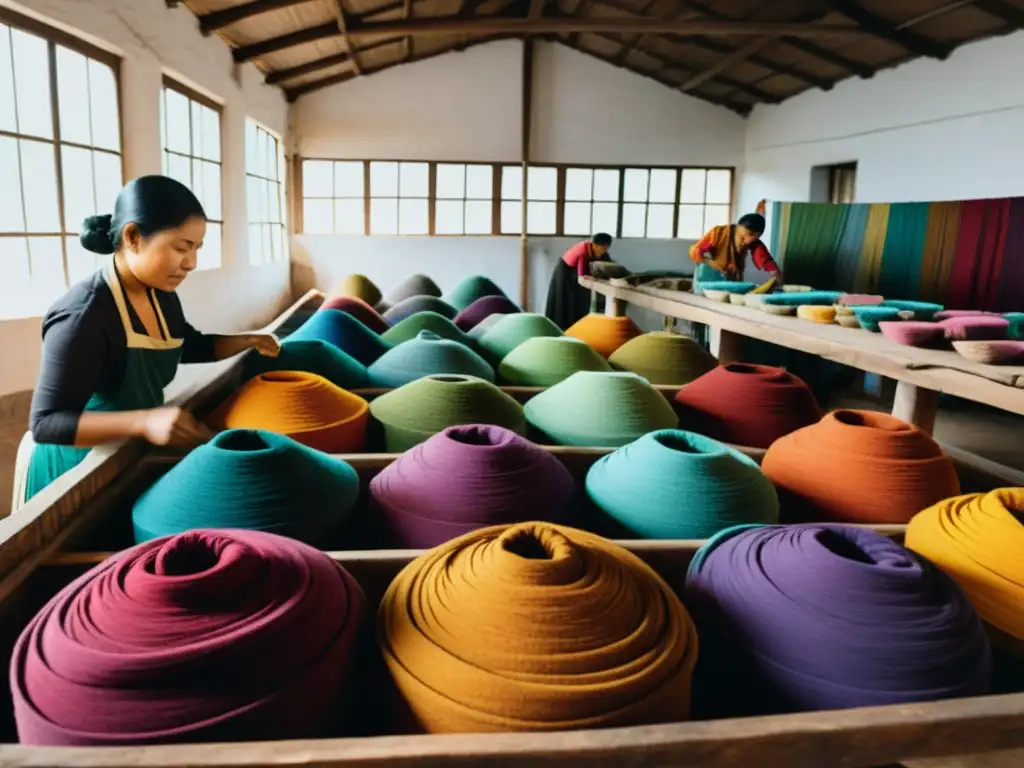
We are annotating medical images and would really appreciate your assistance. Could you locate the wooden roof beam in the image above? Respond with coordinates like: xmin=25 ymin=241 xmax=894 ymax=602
xmin=198 ymin=0 xmax=314 ymax=35
xmin=528 ymin=0 xmax=547 ymax=19
xmin=232 ymin=21 xmax=339 ymax=61
xmin=823 ymin=1 xmax=952 ymax=59
xmin=680 ymin=36 xmax=777 ymax=92
xmin=402 ymin=0 xmax=413 ymax=60
xmin=972 ymin=0 xmax=1024 ymax=27
xmin=613 ymin=0 xmax=698 ymax=66
xmin=335 ymin=1 xmax=363 ymax=75
xmin=264 ymin=37 xmax=402 ymax=83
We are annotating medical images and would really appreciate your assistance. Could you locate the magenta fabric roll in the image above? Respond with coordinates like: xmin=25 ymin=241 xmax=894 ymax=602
xmin=934 ymin=309 xmax=1000 ymax=321
xmin=369 ymin=424 xmax=574 ymax=548
xmin=879 ymin=321 xmax=946 ymax=348
xmin=941 ymin=316 xmax=1009 ymax=341
xmin=453 ymin=295 xmax=521 ymax=332
xmin=11 ymin=529 xmax=365 ymax=746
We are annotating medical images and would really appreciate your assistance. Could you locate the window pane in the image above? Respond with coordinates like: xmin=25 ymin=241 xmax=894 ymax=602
xmin=527 ymin=201 xmax=556 ymax=234
xmin=89 ymin=60 xmax=120 ymax=152
xmin=677 ymin=204 xmax=704 ymax=239
xmin=563 ymin=201 xmax=591 ymax=236
xmin=704 ymin=204 xmax=731 ymax=229
xmin=466 ymin=165 xmax=492 ymax=199
xmin=621 ymin=203 xmax=646 ymax=238
xmin=56 ymin=47 xmax=91 ymax=146
xmin=2 ymin=236 xmax=30 ymax=291
xmin=93 ymin=151 xmax=122 ymax=216
xmin=647 ymin=204 xmax=674 ymax=238
xmin=246 ymin=175 xmax=260 ymax=224
xmin=12 ymin=29 xmax=52 ymax=139
xmin=303 ymin=199 xmax=333 ymax=234
xmin=593 ymin=170 xmax=619 ymax=202
xmin=166 ymin=151 xmax=191 ymax=188
xmin=680 ymin=169 xmax=707 ymax=203
xmin=0 ymin=26 xmax=15 ymax=133
xmin=201 ymin=160 xmax=221 ymax=220
xmin=436 ymin=164 xmax=465 ymax=199
xmin=399 ymin=162 xmax=429 ymax=197
xmin=249 ymin=223 xmax=264 ymax=265
xmin=164 ymin=88 xmax=190 ymax=155
xmin=592 ymin=202 xmax=619 ymax=235
xmin=199 ymin=222 xmax=221 ymax=270
xmin=370 ymin=162 xmax=398 ymax=197
xmin=334 ymin=199 xmax=364 ymax=234
xmin=623 ymin=169 xmax=648 ymax=203
xmin=201 ymin=104 xmax=221 ymax=162
xmin=435 ymin=200 xmax=463 ymax=234
xmin=501 ymin=166 xmax=522 ymax=200
xmin=303 ymin=160 xmax=333 ymax=197
xmin=564 ymin=168 xmax=592 ymax=201
xmin=245 ymin=121 xmax=258 ymax=174
xmin=66 ymin=235 xmax=98 ymax=284
xmin=61 ymin=145 xmax=95 ymax=233
xmin=261 ymin=224 xmax=272 ymax=265
xmin=21 ymin=140 xmax=60 ymax=232
xmin=649 ymin=170 xmax=677 ymax=204
xmin=264 ymin=132 xmax=276 ymax=181
xmin=500 ymin=200 xmax=521 ymax=233
xmin=27 ymin=236 xmax=66 ymax=305
xmin=398 ymin=198 xmax=428 ymax=235
xmin=334 ymin=161 xmax=363 ymax=197
xmin=0 ymin=135 xmax=25 ymax=232
xmin=370 ymin=198 xmax=398 ymax=235
xmin=527 ymin=166 xmax=556 ymax=200
xmin=706 ymin=170 xmax=731 ymax=204
xmin=464 ymin=200 xmax=491 ymax=234
xmin=191 ymin=102 xmax=205 ymax=161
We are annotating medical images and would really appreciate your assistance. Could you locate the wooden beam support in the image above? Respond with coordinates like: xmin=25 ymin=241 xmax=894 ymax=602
xmin=824 ymin=1 xmax=952 ymax=59
xmin=198 ymin=0 xmax=313 ymax=35
xmin=232 ymin=21 xmax=339 ymax=62
xmin=520 ymin=39 xmax=533 ymax=311
xmin=613 ymin=0 xmax=697 ymax=66
xmin=335 ymin=0 xmax=363 ymax=75
xmin=264 ymin=37 xmax=401 ymax=84
xmin=972 ymin=0 xmax=1024 ymax=26
xmin=528 ymin=0 xmax=547 ymax=20
xmin=680 ymin=35 xmax=776 ymax=91
xmin=402 ymin=0 xmax=413 ymax=60
xmin=779 ymin=36 xmax=875 ymax=78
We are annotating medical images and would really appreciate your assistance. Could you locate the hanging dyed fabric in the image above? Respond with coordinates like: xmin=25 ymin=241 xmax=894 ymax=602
xmin=918 ymin=201 xmax=962 ymax=306
xmin=878 ymin=202 xmax=930 ymax=300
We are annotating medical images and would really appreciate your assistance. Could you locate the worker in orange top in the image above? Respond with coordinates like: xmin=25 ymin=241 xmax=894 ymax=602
xmin=689 ymin=213 xmax=781 ymax=290
xmin=545 ymin=232 xmax=612 ymax=330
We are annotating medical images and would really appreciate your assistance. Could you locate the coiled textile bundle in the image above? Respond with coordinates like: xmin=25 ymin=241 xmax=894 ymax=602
xmin=453 ymin=295 xmax=521 ymax=331
xmin=288 ymin=309 xmax=391 ymax=365
xmin=381 ymin=311 xmax=474 ymax=347
xmin=564 ymin=314 xmax=642 ymax=358
xmin=478 ymin=313 xmax=564 ymax=363
xmin=319 ymin=297 xmax=390 ymax=334
xmin=498 ymin=336 xmax=611 ymax=386
xmin=333 ymin=274 xmax=381 ymax=306
xmin=444 ymin=275 xmax=508 ymax=311
xmin=387 ymin=274 xmax=442 ymax=304
xmin=608 ymin=332 xmax=716 ymax=385
xmin=382 ymin=296 xmax=458 ymax=325
xmin=368 ymin=330 xmax=494 ymax=387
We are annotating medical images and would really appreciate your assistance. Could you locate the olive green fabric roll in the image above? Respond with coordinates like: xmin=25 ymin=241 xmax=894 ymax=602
xmin=608 ymin=332 xmax=717 ymax=385
xmin=498 ymin=337 xmax=611 ymax=386
xmin=444 ymin=275 xmax=509 ymax=311
xmin=381 ymin=311 xmax=475 ymax=347
xmin=478 ymin=313 xmax=564 ymax=363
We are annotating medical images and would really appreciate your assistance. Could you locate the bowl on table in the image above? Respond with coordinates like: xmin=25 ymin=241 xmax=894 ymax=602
xmin=880 ymin=300 xmax=944 ymax=321
xmin=781 ymin=284 xmax=812 ymax=293
xmin=703 ymin=289 xmax=731 ymax=303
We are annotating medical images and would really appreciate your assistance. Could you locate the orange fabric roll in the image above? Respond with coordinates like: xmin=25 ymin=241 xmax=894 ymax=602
xmin=761 ymin=409 xmax=960 ymax=524
xmin=564 ymin=314 xmax=642 ymax=359
xmin=209 ymin=372 xmax=369 ymax=453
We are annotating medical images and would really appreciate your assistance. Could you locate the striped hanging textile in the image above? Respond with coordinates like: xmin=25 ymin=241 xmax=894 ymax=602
xmin=878 ymin=203 xmax=930 ymax=300
xmin=918 ymin=202 xmax=962 ymax=306
xmin=998 ymin=198 xmax=1024 ymax=312
xmin=833 ymin=204 xmax=869 ymax=291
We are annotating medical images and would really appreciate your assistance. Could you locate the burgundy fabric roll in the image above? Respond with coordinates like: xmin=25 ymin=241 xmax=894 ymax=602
xmin=673 ymin=363 xmax=823 ymax=449
xmin=684 ymin=525 xmax=991 ymax=718
xmin=453 ymin=295 xmax=521 ymax=332
xmin=369 ymin=424 xmax=574 ymax=548
xmin=11 ymin=529 xmax=365 ymax=746
xmin=319 ymin=296 xmax=390 ymax=334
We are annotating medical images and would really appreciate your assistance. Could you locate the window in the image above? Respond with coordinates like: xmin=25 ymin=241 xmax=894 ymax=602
xmin=677 ymin=168 xmax=732 ymax=239
xmin=160 ymin=78 xmax=222 ymax=269
xmin=501 ymin=165 xmax=557 ymax=235
xmin=829 ymin=162 xmax=857 ymax=204
xmin=564 ymin=168 xmax=620 ymax=236
xmin=245 ymin=120 xmax=286 ymax=265
xmin=302 ymin=160 xmax=365 ymax=235
xmin=619 ymin=168 xmax=674 ymax=239
xmin=369 ymin=161 xmax=429 ymax=235
xmin=435 ymin=163 xmax=493 ymax=235
xmin=0 ymin=10 xmax=122 ymax=320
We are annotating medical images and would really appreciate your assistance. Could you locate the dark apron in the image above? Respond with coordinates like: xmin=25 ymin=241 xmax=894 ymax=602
xmin=24 ymin=261 xmax=183 ymax=502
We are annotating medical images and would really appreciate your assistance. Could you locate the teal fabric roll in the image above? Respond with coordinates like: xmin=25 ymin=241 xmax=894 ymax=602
xmin=288 ymin=309 xmax=391 ymax=365
xmin=444 ymin=275 xmax=509 ymax=311
xmin=498 ymin=336 xmax=611 ymax=386
xmin=1007 ymin=312 xmax=1024 ymax=339
xmin=761 ymin=291 xmax=843 ymax=307
xmin=478 ymin=313 xmax=564 ymax=363
xmin=853 ymin=305 xmax=905 ymax=331
xmin=524 ymin=371 xmax=678 ymax=447
xmin=368 ymin=331 xmax=494 ymax=387
xmin=242 ymin=339 xmax=370 ymax=390
xmin=381 ymin=311 xmax=474 ymax=347
xmin=131 ymin=429 xmax=360 ymax=546
xmin=467 ymin=313 xmax=508 ymax=341
xmin=387 ymin=274 xmax=442 ymax=304
xmin=585 ymin=430 xmax=779 ymax=539
xmin=880 ymin=300 xmax=944 ymax=320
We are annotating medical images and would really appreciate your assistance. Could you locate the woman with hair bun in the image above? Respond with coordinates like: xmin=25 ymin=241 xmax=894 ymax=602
xmin=689 ymin=212 xmax=782 ymax=289
xmin=17 ymin=175 xmax=280 ymax=503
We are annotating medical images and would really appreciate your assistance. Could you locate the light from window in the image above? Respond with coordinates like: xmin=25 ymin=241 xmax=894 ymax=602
xmin=563 ymin=168 xmax=619 ymax=237
xmin=501 ymin=165 xmax=556 ymax=235
xmin=160 ymin=80 xmax=222 ymax=269
xmin=0 ymin=16 xmax=123 ymax=320
xmin=245 ymin=120 xmax=286 ymax=265
xmin=302 ymin=159 xmax=364 ymax=235
xmin=677 ymin=168 xmax=731 ymax=239
xmin=368 ymin=161 xmax=428 ymax=235
xmin=435 ymin=163 xmax=492 ymax=235
xmin=620 ymin=168 xmax=676 ymax=239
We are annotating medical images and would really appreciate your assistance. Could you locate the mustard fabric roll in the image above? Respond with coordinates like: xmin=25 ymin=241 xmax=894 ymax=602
xmin=906 ymin=488 xmax=1024 ymax=642
xmin=796 ymin=305 xmax=837 ymax=324
xmin=608 ymin=332 xmax=716 ymax=385
xmin=565 ymin=314 xmax=642 ymax=359
xmin=333 ymin=274 xmax=382 ymax=306
xmin=378 ymin=522 xmax=698 ymax=733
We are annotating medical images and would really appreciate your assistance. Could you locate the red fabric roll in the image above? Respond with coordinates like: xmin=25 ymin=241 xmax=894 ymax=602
xmin=11 ymin=530 xmax=365 ymax=746
xmin=673 ymin=364 xmax=822 ymax=449
xmin=319 ymin=297 xmax=389 ymax=334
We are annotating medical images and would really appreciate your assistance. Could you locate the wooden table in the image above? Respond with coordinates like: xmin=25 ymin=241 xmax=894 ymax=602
xmin=583 ymin=277 xmax=1024 ymax=435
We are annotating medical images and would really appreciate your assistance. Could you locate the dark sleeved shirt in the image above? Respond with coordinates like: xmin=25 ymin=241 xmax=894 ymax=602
xmin=29 ymin=267 xmax=219 ymax=445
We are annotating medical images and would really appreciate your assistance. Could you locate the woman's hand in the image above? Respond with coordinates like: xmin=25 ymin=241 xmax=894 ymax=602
xmin=212 ymin=333 xmax=282 ymax=360
xmin=248 ymin=333 xmax=281 ymax=358
xmin=137 ymin=406 xmax=213 ymax=449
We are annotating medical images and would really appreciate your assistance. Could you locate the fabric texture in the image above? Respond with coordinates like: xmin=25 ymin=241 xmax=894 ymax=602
xmin=444 ymin=275 xmax=509 ymax=311
xmin=378 ymin=522 xmax=698 ymax=733
xmin=382 ymin=296 xmax=458 ymax=325
xmin=242 ymin=339 xmax=370 ymax=390
xmin=319 ymin=297 xmax=389 ymax=334
xmin=609 ymin=332 xmax=716 ymax=385
xmin=498 ymin=336 xmax=611 ymax=386
xmin=453 ymin=295 xmax=521 ymax=332
xmin=209 ymin=372 xmax=369 ymax=453
xmin=467 ymin=312 xmax=508 ymax=340
xmin=370 ymin=425 xmax=575 ymax=548
xmin=333 ymin=274 xmax=381 ymax=306
xmin=564 ymin=314 xmax=642 ymax=358
xmin=387 ymin=274 xmax=442 ymax=304
xmin=11 ymin=529 xmax=365 ymax=745
xmin=288 ymin=309 xmax=391 ymax=365
xmin=368 ymin=330 xmax=494 ymax=387
xmin=479 ymin=313 xmax=564 ymax=363
xmin=762 ymin=409 xmax=961 ymax=524
xmin=381 ymin=311 xmax=474 ymax=347
xmin=684 ymin=524 xmax=991 ymax=718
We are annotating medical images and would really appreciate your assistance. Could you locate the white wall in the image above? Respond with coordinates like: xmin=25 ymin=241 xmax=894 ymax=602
xmin=0 ymin=0 xmax=292 ymax=395
xmin=739 ymin=30 xmax=1024 ymax=212
xmin=290 ymin=40 xmax=747 ymax=316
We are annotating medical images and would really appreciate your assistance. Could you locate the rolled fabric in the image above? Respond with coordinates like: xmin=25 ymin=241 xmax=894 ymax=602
xmin=498 ymin=336 xmax=611 ymax=386
xmin=952 ymin=340 xmax=1024 ymax=365
xmin=1005 ymin=312 xmax=1024 ymax=340
xmin=387 ymin=274 xmax=442 ymax=304
xmin=209 ymin=371 xmax=369 ymax=453
xmin=132 ymin=430 xmax=360 ymax=545
xmin=934 ymin=309 xmax=999 ymax=321
xmin=378 ymin=522 xmax=698 ymax=733
xmin=333 ymin=273 xmax=381 ymax=306
xmin=879 ymin=320 xmax=945 ymax=348
xmin=608 ymin=331 xmax=716 ymax=385
xmin=696 ymin=280 xmax=756 ymax=295
xmin=564 ymin=314 xmax=642 ymax=358
xmin=453 ymin=295 xmax=521 ymax=332
xmin=11 ymin=529 xmax=365 ymax=745
xmin=370 ymin=425 xmax=574 ymax=548
xmin=444 ymin=274 xmax=508 ymax=311
xmin=880 ymin=300 xmax=943 ymax=321
xmin=319 ymin=297 xmax=389 ymax=334
xmin=852 ymin=305 xmax=904 ymax=331
xmin=525 ymin=371 xmax=678 ymax=447
xmin=796 ymin=305 xmax=837 ymax=324
xmin=368 ymin=330 xmax=494 ymax=387
xmin=381 ymin=311 xmax=474 ymax=347
xmin=762 ymin=409 xmax=960 ymax=524
xmin=761 ymin=291 xmax=843 ymax=307
xmin=838 ymin=293 xmax=884 ymax=306
xmin=242 ymin=339 xmax=370 ymax=390
xmin=375 ymin=298 xmax=392 ymax=314
xmin=288 ymin=309 xmax=391 ymax=365
xmin=941 ymin=315 xmax=1009 ymax=341
xmin=586 ymin=430 xmax=779 ymax=539
xmin=369 ymin=375 xmax=526 ymax=452
xmin=478 ymin=313 xmax=563 ymax=363
xmin=382 ymin=295 xmax=458 ymax=325
xmin=674 ymin=364 xmax=822 ymax=449
xmin=684 ymin=524 xmax=991 ymax=717
xmin=467 ymin=312 xmax=507 ymax=341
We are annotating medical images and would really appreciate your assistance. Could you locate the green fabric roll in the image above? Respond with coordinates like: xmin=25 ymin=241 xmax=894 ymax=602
xmin=498 ymin=337 xmax=611 ymax=386
xmin=369 ymin=375 xmax=526 ymax=451
xmin=368 ymin=331 xmax=494 ymax=387
xmin=444 ymin=275 xmax=509 ymax=311
xmin=1007 ymin=312 xmax=1024 ymax=340
xmin=466 ymin=313 xmax=508 ymax=341
xmin=608 ymin=332 xmax=717 ymax=385
xmin=478 ymin=313 xmax=564 ymax=363
xmin=524 ymin=371 xmax=678 ymax=447
xmin=242 ymin=339 xmax=370 ymax=390
xmin=381 ymin=311 xmax=474 ymax=346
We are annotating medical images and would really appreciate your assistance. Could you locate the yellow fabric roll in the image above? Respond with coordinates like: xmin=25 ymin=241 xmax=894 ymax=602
xmin=333 ymin=274 xmax=382 ymax=306
xmin=796 ymin=305 xmax=837 ymax=324
xmin=378 ymin=522 xmax=698 ymax=733
xmin=906 ymin=488 xmax=1024 ymax=642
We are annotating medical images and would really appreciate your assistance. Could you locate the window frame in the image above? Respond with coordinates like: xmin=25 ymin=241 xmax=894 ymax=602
xmin=244 ymin=118 xmax=287 ymax=265
xmin=434 ymin=162 xmax=498 ymax=236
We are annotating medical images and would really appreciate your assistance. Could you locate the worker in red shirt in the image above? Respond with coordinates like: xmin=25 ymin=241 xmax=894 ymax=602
xmin=545 ymin=232 xmax=612 ymax=330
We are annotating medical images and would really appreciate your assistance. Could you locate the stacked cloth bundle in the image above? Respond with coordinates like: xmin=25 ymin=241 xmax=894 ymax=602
xmin=11 ymin=529 xmax=366 ymax=745
xmin=564 ymin=314 xmax=642 ymax=358
xmin=368 ymin=330 xmax=494 ymax=387
xmin=369 ymin=375 xmax=526 ymax=452
xmin=684 ymin=524 xmax=991 ymax=718
xmin=382 ymin=311 xmax=473 ymax=346
xmin=210 ymin=371 xmax=369 ymax=453
xmin=319 ymin=296 xmax=390 ymax=334
xmin=525 ymin=371 xmax=678 ymax=447
xmin=498 ymin=336 xmax=611 ymax=386
xmin=383 ymin=296 xmax=458 ymax=325
xmin=444 ymin=274 xmax=508 ymax=311
xmin=370 ymin=425 xmax=574 ymax=548
xmin=387 ymin=274 xmax=442 ymax=304
xmin=674 ymin=364 xmax=822 ymax=449
xmin=762 ymin=409 xmax=960 ymax=524
xmin=453 ymin=295 xmax=520 ymax=332
xmin=242 ymin=339 xmax=370 ymax=390
xmin=333 ymin=274 xmax=381 ymax=306
xmin=586 ymin=430 xmax=779 ymax=539
xmin=288 ymin=310 xmax=391 ymax=365
xmin=608 ymin=332 xmax=717 ymax=385
xmin=378 ymin=522 xmax=699 ymax=732
xmin=478 ymin=313 xmax=564 ymax=363
xmin=132 ymin=430 xmax=360 ymax=546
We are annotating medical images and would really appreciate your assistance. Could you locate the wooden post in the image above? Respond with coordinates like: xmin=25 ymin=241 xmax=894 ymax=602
xmin=604 ymin=297 xmax=627 ymax=317
xmin=891 ymin=381 xmax=941 ymax=435
xmin=519 ymin=39 xmax=533 ymax=310
xmin=711 ymin=328 xmax=744 ymax=365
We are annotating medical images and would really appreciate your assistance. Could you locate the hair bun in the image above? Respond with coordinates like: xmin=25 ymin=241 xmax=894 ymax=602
xmin=80 ymin=214 xmax=115 ymax=255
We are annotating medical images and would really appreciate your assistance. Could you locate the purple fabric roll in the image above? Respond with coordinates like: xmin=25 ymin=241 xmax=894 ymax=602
xmin=369 ymin=424 xmax=574 ymax=548
xmin=684 ymin=525 xmax=991 ymax=718
xmin=453 ymin=296 xmax=521 ymax=332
